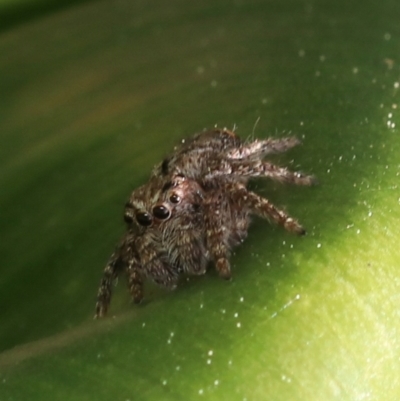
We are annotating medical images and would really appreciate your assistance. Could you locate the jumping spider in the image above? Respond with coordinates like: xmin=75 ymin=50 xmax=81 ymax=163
xmin=95 ymin=128 xmax=316 ymax=317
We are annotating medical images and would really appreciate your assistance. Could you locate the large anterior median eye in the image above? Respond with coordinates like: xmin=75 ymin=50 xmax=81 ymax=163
xmin=136 ymin=211 xmax=153 ymax=226
xmin=153 ymin=204 xmax=171 ymax=220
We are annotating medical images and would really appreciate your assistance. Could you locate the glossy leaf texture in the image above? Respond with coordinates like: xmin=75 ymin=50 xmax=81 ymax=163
xmin=1 ymin=0 xmax=400 ymax=400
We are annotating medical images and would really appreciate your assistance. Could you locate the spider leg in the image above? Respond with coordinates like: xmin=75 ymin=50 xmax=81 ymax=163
xmin=95 ymin=248 xmax=126 ymax=318
xmin=126 ymin=258 xmax=144 ymax=304
xmin=207 ymin=159 xmax=316 ymax=186
xmin=204 ymin=197 xmax=232 ymax=279
xmin=227 ymin=137 xmax=300 ymax=159
xmin=234 ymin=187 xmax=306 ymax=235
xmin=187 ymin=128 xmax=240 ymax=152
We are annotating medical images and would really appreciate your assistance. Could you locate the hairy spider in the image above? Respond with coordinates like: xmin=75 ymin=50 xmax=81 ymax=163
xmin=95 ymin=128 xmax=315 ymax=317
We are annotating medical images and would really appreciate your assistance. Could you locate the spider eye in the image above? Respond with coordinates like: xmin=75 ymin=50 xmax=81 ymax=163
xmin=169 ymin=194 xmax=181 ymax=204
xmin=136 ymin=212 xmax=153 ymax=226
xmin=153 ymin=205 xmax=171 ymax=220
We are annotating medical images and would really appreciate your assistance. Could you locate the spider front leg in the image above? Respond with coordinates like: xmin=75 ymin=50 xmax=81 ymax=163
xmin=95 ymin=230 xmax=140 ymax=318
xmin=95 ymin=250 xmax=125 ymax=318
xmin=126 ymin=258 xmax=144 ymax=304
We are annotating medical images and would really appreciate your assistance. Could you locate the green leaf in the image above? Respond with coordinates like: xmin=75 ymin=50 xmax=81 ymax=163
xmin=1 ymin=0 xmax=400 ymax=399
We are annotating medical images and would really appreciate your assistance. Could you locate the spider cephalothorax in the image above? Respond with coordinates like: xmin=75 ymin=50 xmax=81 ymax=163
xmin=123 ymin=174 xmax=204 ymax=230
xmin=95 ymin=128 xmax=316 ymax=317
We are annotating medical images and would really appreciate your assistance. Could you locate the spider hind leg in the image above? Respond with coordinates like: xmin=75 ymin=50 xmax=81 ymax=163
xmin=252 ymin=191 xmax=305 ymax=234
xmin=227 ymin=136 xmax=301 ymax=160
xmin=233 ymin=187 xmax=306 ymax=235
